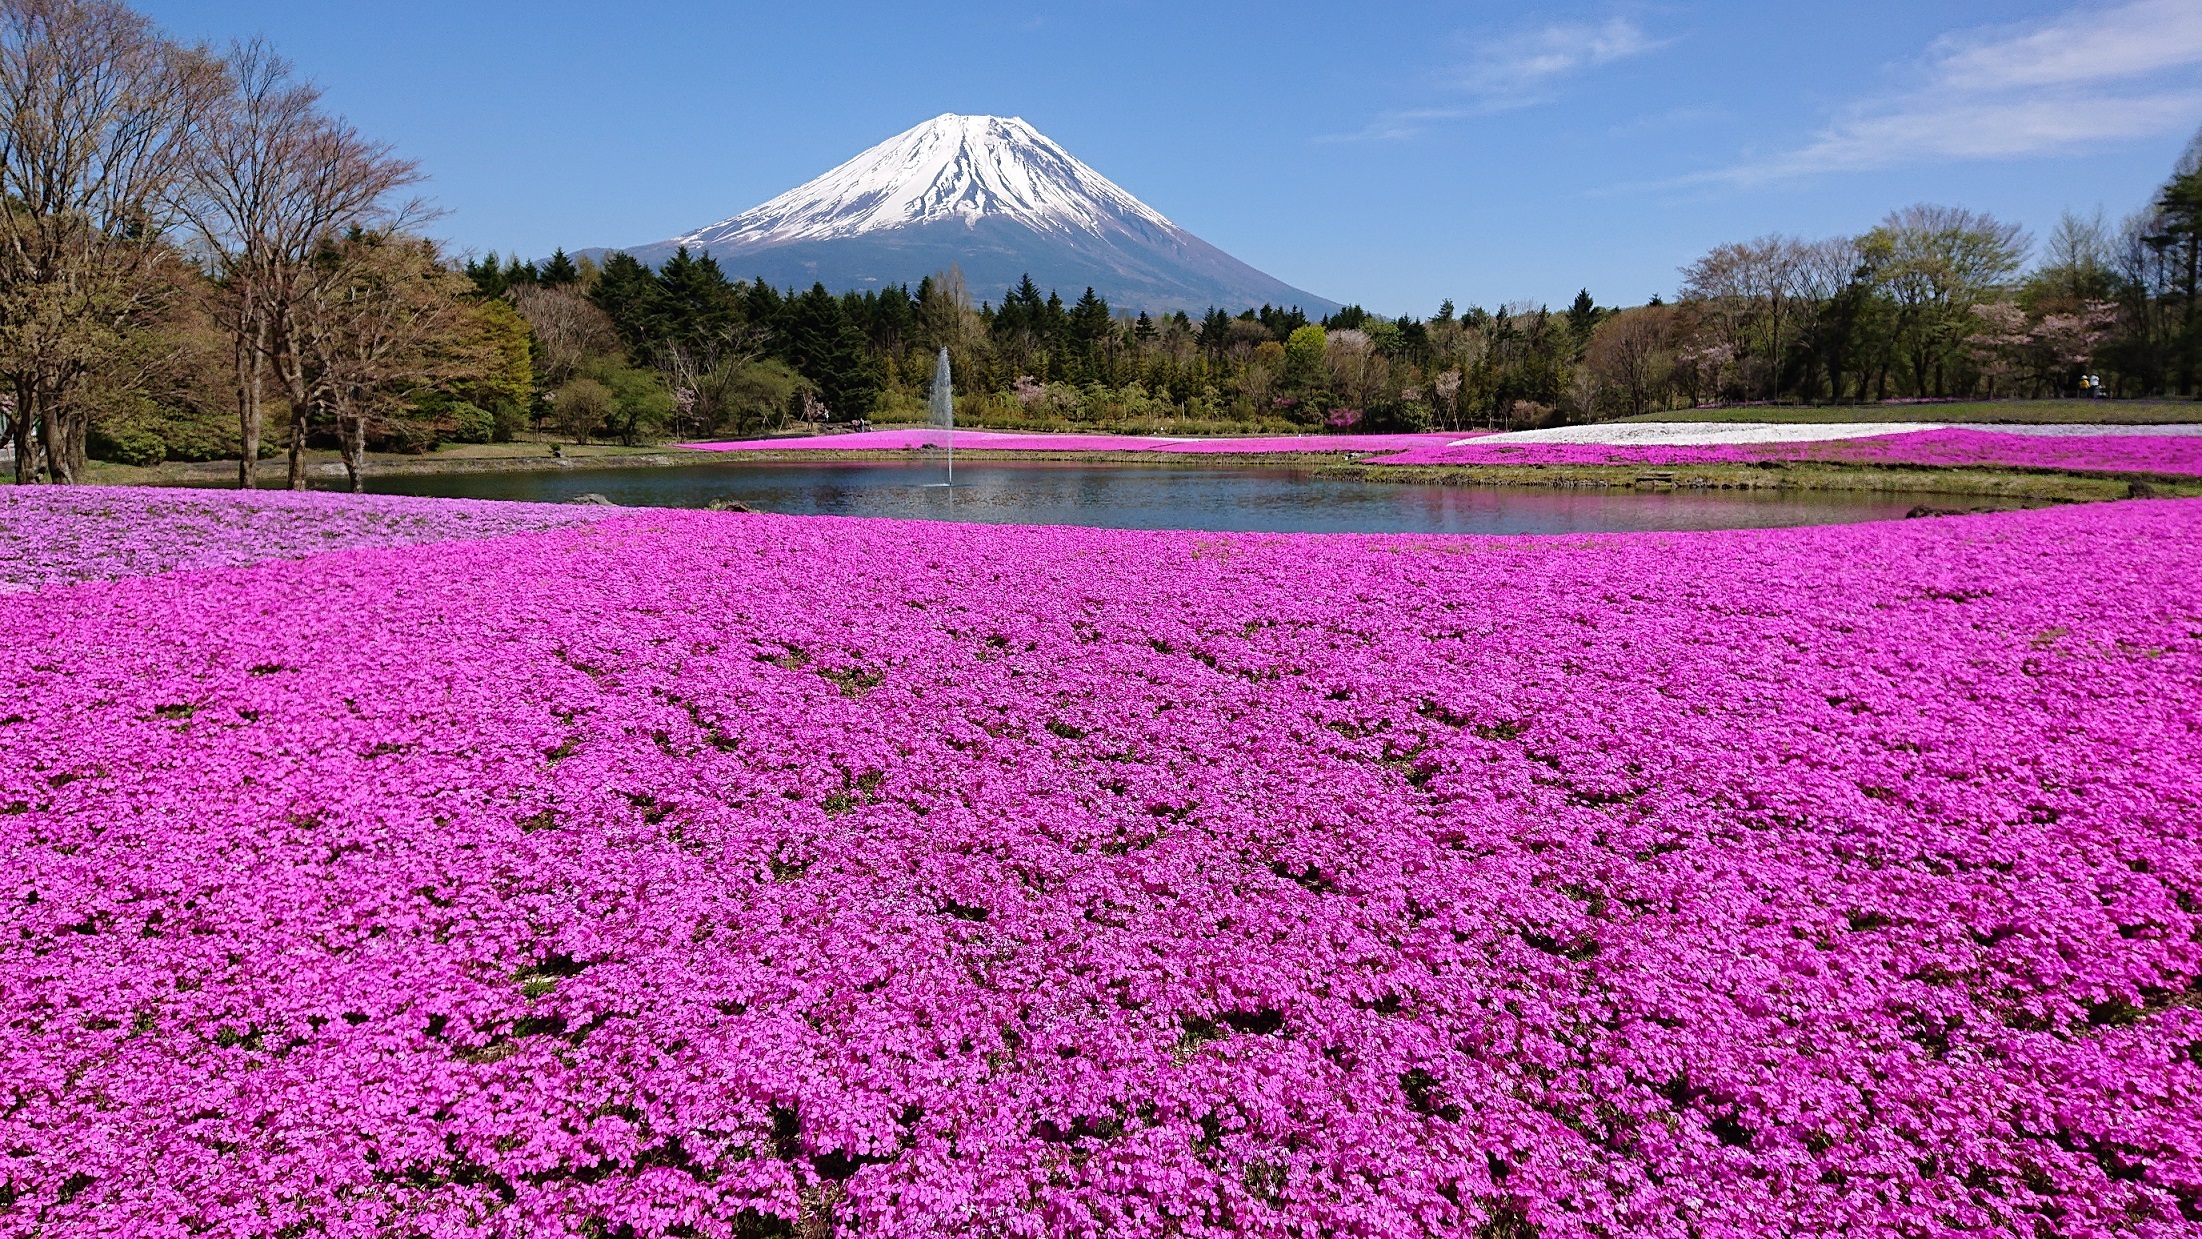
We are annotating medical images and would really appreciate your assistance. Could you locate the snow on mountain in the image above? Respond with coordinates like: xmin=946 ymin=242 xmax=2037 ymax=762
xmin=604 ymin=114 xmax=1337 ymax=315
xmin=675 ymin=114 xmax=1177 ymax=250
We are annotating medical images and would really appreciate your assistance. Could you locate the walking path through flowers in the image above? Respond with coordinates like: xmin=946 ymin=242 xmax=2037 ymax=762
xmin=4 ymin=489 xmax=2199 ymax=1237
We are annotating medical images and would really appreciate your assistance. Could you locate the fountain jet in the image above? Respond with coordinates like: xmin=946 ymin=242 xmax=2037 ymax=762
xmin=929 ymin=346 xmax=954 ymax=487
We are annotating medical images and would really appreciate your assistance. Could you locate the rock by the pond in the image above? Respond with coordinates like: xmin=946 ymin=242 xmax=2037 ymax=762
xmin=706 ymin=498 xmax=756 ymax=512
xmin=567 ymin=493 xmax=618 ymax=506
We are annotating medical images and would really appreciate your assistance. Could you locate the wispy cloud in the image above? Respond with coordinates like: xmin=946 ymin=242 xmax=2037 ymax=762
xmin=1319 ymin=15 xmax=1669 ymax=143
xmin=1709 ymin=0 xmax=2202 ymax=184
xmin=1451 ymin=16 xmax=1666 ymax=100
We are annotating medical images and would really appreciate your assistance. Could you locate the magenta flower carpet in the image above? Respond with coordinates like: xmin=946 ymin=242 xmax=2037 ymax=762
xmin=0 ymin=486 xmax=608 ymax=590
xmin=683 ymin=428 xmax=1464 ymax=454
xmin=1373 ymin=428 xmax=2202 ymax=476
xmin=5 ymin=490 xmax=2200 ymax=1237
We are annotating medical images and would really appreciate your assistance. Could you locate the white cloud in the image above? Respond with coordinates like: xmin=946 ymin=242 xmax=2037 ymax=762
xmin=1933 ymin=0 xmax=2202 ymax=91
xmin=1321 ymin=15 xmax=1668 ymax=142
xmin=1453 ymin=16 xmax=1665 ymax=99
xmin=1713 ymin=0 xmax=2202 ymax=183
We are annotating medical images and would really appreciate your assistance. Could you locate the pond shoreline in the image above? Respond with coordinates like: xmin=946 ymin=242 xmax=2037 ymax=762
xmin=1324 ymin=459 xmax=2202 ymax=502
xmin=79 ymin=443 xmax=2202 ymax=507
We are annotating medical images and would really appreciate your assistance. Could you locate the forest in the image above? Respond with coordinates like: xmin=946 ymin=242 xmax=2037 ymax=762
xmin=7 ymin=0 xmax=2200 ymax=483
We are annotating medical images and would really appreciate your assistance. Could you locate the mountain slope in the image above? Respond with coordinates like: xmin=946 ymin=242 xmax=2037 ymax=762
xmin=604 ymin=114 xmax=1337 ymax=315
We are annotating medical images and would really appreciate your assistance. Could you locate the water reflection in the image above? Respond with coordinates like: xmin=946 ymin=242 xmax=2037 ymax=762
xmin=360 ymin=460 xmax=2037 ymax=536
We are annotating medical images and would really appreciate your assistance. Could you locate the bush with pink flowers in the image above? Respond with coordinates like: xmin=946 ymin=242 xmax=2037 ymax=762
xmin=3 ymin=495 xmax=2199 ymax=1236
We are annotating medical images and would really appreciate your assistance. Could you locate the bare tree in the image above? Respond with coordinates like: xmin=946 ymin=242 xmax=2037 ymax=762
xmin=292 ymin=231 xmax=484 ymax=491
xmin=0 ymin=0 xmax=220 ymax=482
xmin=512 ymin=284 xmax=615 ymax=388
xmin=1585 ymin=305 xmax=1676 ymax=416
xmin=176 ymin=38 xmax=420 ymax=487
xmin=1680 ymin=235 xmax=1805 ymax=401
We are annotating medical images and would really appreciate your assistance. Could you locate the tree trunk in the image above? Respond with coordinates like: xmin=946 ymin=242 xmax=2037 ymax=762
xmin=39 ymin=391 xmax=74 ymax=485
xmin=237 ymin=303 xmax=266 ymax=489
xmin=339 ymin=410 xmax=366 ymax=493
xmin=286 ymin=404 xmax=309 ymax=490
xmin=10 ymin=379 xmax=36 ymax=484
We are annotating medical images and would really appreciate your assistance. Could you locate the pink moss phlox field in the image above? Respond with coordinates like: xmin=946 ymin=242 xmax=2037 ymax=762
xmin=0 ymin=486 xmax=611 ymax=590
xmin=1374 ymin=428 xmax=2202 ymax=476
xmin=684 ymin=428 xmax=1466 ymax=454
xmin=5 ymin=498 xmax=2202 ymax=1237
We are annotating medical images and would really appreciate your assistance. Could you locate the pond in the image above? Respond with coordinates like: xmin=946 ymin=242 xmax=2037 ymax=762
xmin=359 ymin=460 xmax=2039 ymax=536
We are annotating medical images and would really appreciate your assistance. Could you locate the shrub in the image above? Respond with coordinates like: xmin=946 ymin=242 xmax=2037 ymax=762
xmin=1361 ymin=400 xmax=1433 ymax=434
xmin=87 ymin=424 xmax=167 ymax=467
xmin=444 ymin=402 xmax=495 ymax=445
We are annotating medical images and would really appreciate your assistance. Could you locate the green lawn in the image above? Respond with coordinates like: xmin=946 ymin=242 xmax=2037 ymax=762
xmin=1622 ymin=400 xmax=2200 ymax=426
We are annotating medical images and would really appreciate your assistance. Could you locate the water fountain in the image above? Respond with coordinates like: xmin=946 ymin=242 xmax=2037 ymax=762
xmin=929 ymin=345 xmax=954 ymax=488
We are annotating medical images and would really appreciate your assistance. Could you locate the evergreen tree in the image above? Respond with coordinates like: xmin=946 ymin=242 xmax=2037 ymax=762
xmin=781 ymin=282 xmax=878 ymax=419
xmin=1134 ymin=310 xmax=1156 ymax=343
xmin=1565 ymin=289 xmax=1601 ymax=345
xmin=539 ymin=248 xmax=580 ymax=287
xmin=2152 ymin=166 xmax=2202 ymax=392
xmin=589 ymin=253 xmax=667 ymax=354
xmin=465 ymin=251 xmax=508 ymax=299
xmin=655 ymin=248 xmax=740 ymax=353
xmin=1258 ymin=304 xmax=1308 ymax=339
xmin=1197 ymin=308 xmax=1231 ymax=357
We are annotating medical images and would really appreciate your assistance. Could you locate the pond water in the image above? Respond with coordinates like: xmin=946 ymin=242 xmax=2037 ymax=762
xmin=360 ymin=460 xmax=2039 ymax=536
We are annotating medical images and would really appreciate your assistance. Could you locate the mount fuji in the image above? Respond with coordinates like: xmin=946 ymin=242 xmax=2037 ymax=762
xmin=601 ymin=114 xmax=1338 ymax=315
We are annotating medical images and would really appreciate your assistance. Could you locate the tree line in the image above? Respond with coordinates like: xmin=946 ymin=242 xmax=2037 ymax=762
xmin=0 ymin=0 xmax=537 ymax=487
xmin=497 ymin=123 xmax=2202 ymax=444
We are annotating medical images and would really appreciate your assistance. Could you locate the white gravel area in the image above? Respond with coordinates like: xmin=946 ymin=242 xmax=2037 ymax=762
xmin=1956 ymin=423 xmax=2202 ymax=437
xmin=1456 ymin=420 xmax=2202 ymax=447
xmin=1457 ymin=423 xmax=1944 ymax=447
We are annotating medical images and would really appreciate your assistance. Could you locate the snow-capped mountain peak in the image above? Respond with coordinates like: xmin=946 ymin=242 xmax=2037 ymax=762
xmin=673 ymin=114 xmax=1180 ymax=251
xmin=604 ymin=114 xmax=1338 ymax=314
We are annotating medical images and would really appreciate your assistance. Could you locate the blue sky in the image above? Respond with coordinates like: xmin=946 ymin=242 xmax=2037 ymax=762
xmin=140 ymin=1 xmax=2202 ymax=315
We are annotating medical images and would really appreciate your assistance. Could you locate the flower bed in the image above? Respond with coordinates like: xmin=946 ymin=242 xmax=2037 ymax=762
xmin=4 ymin=497 xmax=2200 ymax=1236
xmin=1373 ymin=427 xmax=2202 ymax=476
xmin=684 ymin=428 xmax=1465 ymax=454
xmin=0 ymin=486 xmax=609 ymax=590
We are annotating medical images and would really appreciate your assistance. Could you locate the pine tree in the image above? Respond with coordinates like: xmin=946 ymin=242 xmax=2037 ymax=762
xmin=1134 ymin=310 xmax=1156 ymax=343
xmin=1566 ymin=289 xmax=1600 ymax=342
xmin=466 ymin=251 xmax=507 ymax=299
xmin=539 ymin=249 xmax=580 ymax=287
xmin=1197 ymin=308 xmax=1231 ymax=357
xmin=589 ymin=253 xmax=667 ymax=354
xmin=655 ymin=248 xmax=739 ymax=352
xmin=782 ymin=282 xmax=878 ymax=419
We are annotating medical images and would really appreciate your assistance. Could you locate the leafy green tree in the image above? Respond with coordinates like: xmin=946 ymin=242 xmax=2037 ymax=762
xmin=553 ymin=376 xmax=611 ymax=443
xmin=1283 ymin=324 xmax=1327 ymax=395
xmin=597 ymin=363 xmax=673 ymax=444
xmin=450 ymin=298 xmax=534 ymax=439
